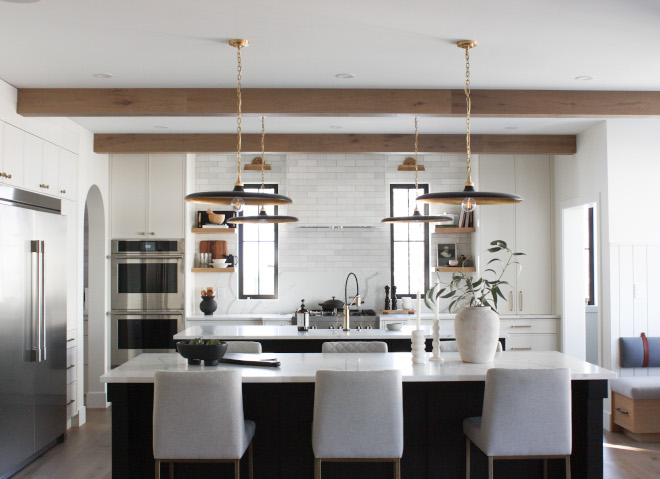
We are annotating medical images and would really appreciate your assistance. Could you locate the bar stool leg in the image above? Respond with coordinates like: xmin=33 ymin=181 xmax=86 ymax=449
xmin=565 ymin=455 xmax=571 ymax=479
xmin=314 ymin=458 xmax=322 ymax=479
xmin=465 ymin=438 xmax=471 ymax=479
xmin=543 ymin=458 xmax=548 ymax=479
xmin=248 ymin=441 xmax=254 ymax=479
xmin=488 ymin=456 xmax=494 ymax=479
xmin=169 ymin=462 xmax=173 ymax=479
xmin=234 ymin=459 xmax=240 ymax=479
xmin=155 ymin=460 xmax=161 ymax=479
xmin=394 ymin=458 xmax=401 ymax=479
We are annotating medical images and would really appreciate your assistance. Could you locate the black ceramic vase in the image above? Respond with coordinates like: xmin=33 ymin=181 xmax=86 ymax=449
xmin=199 ymin=296 xmax=217 ymax=316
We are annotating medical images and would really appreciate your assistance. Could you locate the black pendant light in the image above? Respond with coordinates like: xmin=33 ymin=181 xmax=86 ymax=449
xmin=382 ymin=118 xmax=454 ymax=224
xmin=227 ymin=117 xmax=298 ymax=225
xmin=416 ymin=41 xmax=523 ymax=211
xmin=184 ymin=39 xmax=293 ymax=210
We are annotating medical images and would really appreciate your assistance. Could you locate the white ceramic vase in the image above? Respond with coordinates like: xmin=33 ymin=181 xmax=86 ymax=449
xmin=454 ymin=306 xmax=500 ymax=363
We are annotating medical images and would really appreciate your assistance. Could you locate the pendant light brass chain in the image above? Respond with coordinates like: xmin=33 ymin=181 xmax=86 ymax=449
xmin=260 ymin=116 xmax=266 ymax=190
xmin=464 ymin=45 xmax=473 ymax=185
xmin=235 ymin=44 xmax=243 ymax=185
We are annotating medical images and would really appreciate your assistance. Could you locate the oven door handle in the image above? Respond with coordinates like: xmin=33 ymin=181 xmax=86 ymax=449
xmin=110 ymin=254 xmax=184 ymax=260
xmin=110 ymin=311 xmax=184 ymax=316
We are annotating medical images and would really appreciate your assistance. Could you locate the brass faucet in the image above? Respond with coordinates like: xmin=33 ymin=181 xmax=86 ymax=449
xmin=342 ymin=273 xmax=361 ymax=331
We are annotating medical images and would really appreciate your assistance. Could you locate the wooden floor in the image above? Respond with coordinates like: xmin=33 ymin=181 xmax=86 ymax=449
xmin=9 ymin=409 xmax=660 ymax=479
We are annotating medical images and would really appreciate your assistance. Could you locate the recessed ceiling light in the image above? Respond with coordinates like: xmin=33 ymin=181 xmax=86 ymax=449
xmin=329 ymin=125 xmax=343 ymax=129
xmin=92 ymin=73 xmax=114 ymax=79
xmin=335 ymin=73 xmax=356 ymax=79
xmin=154 ymin=126 xmax=169 ymax=129
xmin=574 ymin=75 xmax=594 ymax=81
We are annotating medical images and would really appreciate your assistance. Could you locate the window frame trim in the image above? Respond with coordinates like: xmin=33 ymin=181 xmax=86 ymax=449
xmin=237 ymin=183 xmax=279 ymax=300
xmin=389 ymin=183 xmax=430 ymax=298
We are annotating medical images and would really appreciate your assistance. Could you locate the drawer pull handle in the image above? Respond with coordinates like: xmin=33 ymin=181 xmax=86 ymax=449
xmin=511 ymin=347 xmax=532 ymax=350
xmin=67 ymin=338 xmax=75 ymax=342
xmin=615 ymin=408 xmax=629 ymax=415
xmin=60 ymin=189 xmax=66 ymax=194
xmin=66 ymin=399 xmax=75 ymax=406
xmin=67 ymin=365 xmax=75 ymax=369
xmin=519 ymin=291 xmax=523 ymax=311
xmin=509 ymin=292 xmax=513 ymax=311
xmin=511 ymin=325 xmax=532 ymax=328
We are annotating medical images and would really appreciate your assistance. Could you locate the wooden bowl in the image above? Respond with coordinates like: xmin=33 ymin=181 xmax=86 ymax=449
xmin=206 ymin=209 xmax=226 ymax=225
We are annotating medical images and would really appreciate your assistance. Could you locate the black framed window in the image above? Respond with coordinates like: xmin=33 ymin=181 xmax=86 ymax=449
xmin=390 ymin=184 xmax=430 ymax=297
xmin=238 ymin=184 xmax=279 ymax=299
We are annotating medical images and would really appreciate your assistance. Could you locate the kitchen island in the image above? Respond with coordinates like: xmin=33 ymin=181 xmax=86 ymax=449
xmin=173 ymin=324 xmax=494 ymax=352
xmin=102 ymin=351 xmax=615 ymax=479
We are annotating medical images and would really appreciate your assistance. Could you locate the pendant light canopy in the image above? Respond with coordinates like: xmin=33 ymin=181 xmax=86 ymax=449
xmin=184 ymin=39 xmax=293 ymax=210
xmin=382 ymin=118 xmax=454 ymax=224
xmin=227 ymin=117 xmax=299 ymax=225
xmin=416 ymin=41 xmax=523 ymax=211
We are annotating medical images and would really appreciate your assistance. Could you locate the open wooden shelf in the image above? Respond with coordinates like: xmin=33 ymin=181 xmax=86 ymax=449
xmin=191 ymin=228 xmax=236 ymax=234
xmin=435 ymin=266 xmax=476 ymax=272
xmin=191 ymin=268 xmax=235 ymax=273
xmin=434 ymin=227 xmax=476 ymax=234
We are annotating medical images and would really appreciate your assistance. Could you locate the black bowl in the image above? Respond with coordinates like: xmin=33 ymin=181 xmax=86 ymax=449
xmin=176 ymin=341 xmax=228 ymax=366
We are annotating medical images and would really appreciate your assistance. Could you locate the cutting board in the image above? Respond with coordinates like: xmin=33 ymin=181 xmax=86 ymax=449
xmin=211 ymin=241 xmax=227 ymax=259
xmin=199 ymin=240 xmax=212 ymax=254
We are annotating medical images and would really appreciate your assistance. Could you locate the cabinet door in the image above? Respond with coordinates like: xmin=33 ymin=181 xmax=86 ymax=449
xmin=2 ymin=123 xmax=24 ymax=187
xmin=507 ymin=333 xmax=558 ymax=351
xmin=111 ymin=154 xmax=148 ymax=238
xmin=58 ymin=148 xmax=78 ymax=200
xmin=478 ymin=155 xmax=517 ymax=313
xmin=514 ymin=156 xmax=552 ymax=314
xmin=42 ymin=141 xmax=60 ymax=194
xmin=147 ymin=154 xmax=185 ymax=238
xmin=23 ymin=133 xmax=44 ymax=191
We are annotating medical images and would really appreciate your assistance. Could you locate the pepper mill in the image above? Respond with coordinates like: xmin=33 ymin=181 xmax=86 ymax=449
xmin=391 ymin=285 xmax=398 ymax=310
xmin=384 ymin=285 xmax=391 ymax=310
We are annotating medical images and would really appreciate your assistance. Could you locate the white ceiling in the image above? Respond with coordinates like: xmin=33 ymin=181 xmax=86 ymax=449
xmin=1 ymin=0 xmax=658 ymax=134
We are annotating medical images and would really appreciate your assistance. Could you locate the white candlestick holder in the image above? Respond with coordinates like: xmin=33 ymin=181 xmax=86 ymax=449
xmin=411 ymin=330 xmax=427 ymax=364
xmin=430 ymin=318 xmax=444 ymax=363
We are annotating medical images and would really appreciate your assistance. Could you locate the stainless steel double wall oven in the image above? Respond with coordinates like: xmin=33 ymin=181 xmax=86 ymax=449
xmin=110 ymin=240 xmax=184 ymax=367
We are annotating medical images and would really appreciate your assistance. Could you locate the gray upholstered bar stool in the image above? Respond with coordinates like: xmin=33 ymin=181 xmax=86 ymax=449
xmin=313 ymin=370 xmax=403 ymax=479
xmin=226 ymin=341 xmax=262 ymax=354
xmin=463 ymin=368 xmax=572 ymax=479
xmin=153 ymin=370 xmax=255 ymax=479
xmin=321 ymin=341 xmax=388 ymax=353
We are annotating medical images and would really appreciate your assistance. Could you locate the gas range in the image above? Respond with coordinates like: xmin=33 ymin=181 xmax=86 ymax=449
xmin=307 ymin=309 xmax=379 ymax=329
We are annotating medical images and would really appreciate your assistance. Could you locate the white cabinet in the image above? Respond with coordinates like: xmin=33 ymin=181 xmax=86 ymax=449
xmin=1 ymin=123 xmax=24 ymax=187
xmin=23 ymin=135 xmax=59 ymax=194
xmin=478 ymin=155 xmax=552 ymax=314
xmin=111 ymin=154 xmax=185 ymax=238
xmin=58 ymin=149 xmax=78 ymax=200
xmin=500 ymin=317 xmax=558 ymax=351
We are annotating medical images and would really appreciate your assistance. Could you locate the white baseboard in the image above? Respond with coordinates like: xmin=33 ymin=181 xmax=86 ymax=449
xmin=71 ymin=407 xmax=87 ymax=427
xmin=603 ymin=410 xmax=612 ymax=432
xmin=86 ymin=391 xmax=110 ymax=409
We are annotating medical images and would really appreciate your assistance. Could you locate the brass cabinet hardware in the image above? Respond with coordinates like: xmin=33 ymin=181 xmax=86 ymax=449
xmin=7 ymin=173 xmax=11 ymax=179
xmin=519 ymin=291 xmax=523 ymax=311
xmin=60 ymin=189 xmax=66 ymax=194
xmin=39 ymin=183 xmax=50 ymax=189
xmin=138 ymin=232 xmax=146 ymax=236
xmin=509 ymin=292 xmax=513 ymax=311
xmin=511 ymin=325 xmax=532 ymax=328
xmin=149 ymin=232 xmax=155 ymax=235
xmin=510 ymin=347 xmax=532 ymax=350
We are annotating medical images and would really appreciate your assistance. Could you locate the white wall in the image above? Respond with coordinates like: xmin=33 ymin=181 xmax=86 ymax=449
xmin=188 ymin=153 xmax=477 ymax=315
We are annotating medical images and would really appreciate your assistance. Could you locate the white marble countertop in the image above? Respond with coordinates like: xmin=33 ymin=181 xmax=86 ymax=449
xmin=187 ymin=313 xmax=294 ymax=321
xmin=101 ymin=351 xmax=617 ymax=384
xmin=174 ymin=324 xmax=446 ymax=340
xmin=187 ymin=313 xmax=560 ymax=322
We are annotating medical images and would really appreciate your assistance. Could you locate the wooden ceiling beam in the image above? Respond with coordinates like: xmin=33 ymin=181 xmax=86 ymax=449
xmin=94 ymin=133 xmax=576 ymax=155
xmin=17 ymin=88 xmax=660 ymax=117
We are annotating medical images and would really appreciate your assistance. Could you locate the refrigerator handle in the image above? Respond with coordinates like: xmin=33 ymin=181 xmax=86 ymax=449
xmin=30 ymin=240 xmax=42 ymax=362
xmin=40 ymin=241 xmax=46 ymax=361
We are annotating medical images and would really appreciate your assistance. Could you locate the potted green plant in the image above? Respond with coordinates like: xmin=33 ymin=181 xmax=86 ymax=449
xmin=425 ymin=240 xmax=524 ymax=363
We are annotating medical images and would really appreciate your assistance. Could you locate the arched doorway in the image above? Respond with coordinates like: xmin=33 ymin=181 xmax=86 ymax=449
xmin=83 ymin=185 xmax=109 ymax=408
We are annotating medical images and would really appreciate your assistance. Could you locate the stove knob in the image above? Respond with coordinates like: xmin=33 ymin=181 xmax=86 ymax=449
xmin=366 ymin=324 xmax=372 ymax=329
xmin=356 ymin=324 xmax=362 ymax=331
xmin=329 ymin=325 xmax=334 ymax=329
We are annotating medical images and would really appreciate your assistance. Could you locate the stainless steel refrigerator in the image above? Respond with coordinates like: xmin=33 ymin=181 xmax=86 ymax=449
xmin=0 ymin=186 xmax=66 ymax=479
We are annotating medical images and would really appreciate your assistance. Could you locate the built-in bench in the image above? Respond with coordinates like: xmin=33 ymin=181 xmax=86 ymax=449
xmin=611 ymin=334 xmax=660 ymax=442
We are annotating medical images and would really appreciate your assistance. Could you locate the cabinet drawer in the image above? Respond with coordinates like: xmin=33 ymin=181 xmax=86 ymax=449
xmin=66 ymin=364 xmax=77 ymax=385
xmin=66 ymin=382 xmax=77 ymax=418
xmin=507 ymin=333 xmax=557 ymax=351
xmin=66 ymin=334 xmax=77 ymax=349
xmin=500 ymin=319 xmax=558 ymax=334
xmin=613 ymin=392 xmax=660 ymax=433
xmin=66 ymin=346 xmax=76 ymax=368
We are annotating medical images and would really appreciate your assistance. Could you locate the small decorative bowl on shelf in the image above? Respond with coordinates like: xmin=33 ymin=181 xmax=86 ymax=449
xmin=386 ymin=322 xmax=403 ymax=331
xmin=176 ymin=339 xmax=228 ymax=366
